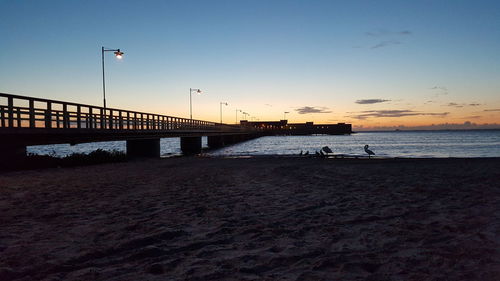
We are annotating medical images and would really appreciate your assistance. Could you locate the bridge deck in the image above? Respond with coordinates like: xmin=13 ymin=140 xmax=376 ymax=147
xmin=0 ymin=93 xmax=254 ymax=146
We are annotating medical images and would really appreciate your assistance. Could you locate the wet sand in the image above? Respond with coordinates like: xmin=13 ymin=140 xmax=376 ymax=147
xmin=0 ymin=157 xmax=499 ymax=280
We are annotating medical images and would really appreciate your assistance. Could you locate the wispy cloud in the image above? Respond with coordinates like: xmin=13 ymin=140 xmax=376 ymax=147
xmin=353 ymin=122 xmax=500 ymax=131
xmin=295 ymin=106 xmax=332 ymax=114
xmin=430 ymin=86 xmax=448 ymax=96
xmin=355 ymin=99 xmax=391 ymax=104
xmin=446 ymin=102 xmax=482 ymax=108
xmin=371 ymin=40 xmax=401 ymax=49
xmin=347 ymin=109 xmax=449 ymax=120
xmin=463 ymin=115 xmax=482 ymax=119
xmin=365 ymin=30 xmax=412 ymax=37
xmin=484 ymin=108 xmax=500 ymax=112
xmin=359 ymin=29 xmax=411 ymax=49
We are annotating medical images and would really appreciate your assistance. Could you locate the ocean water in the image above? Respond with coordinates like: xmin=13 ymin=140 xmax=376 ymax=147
xmin=27 ymin=130 xmax=500 ymax=158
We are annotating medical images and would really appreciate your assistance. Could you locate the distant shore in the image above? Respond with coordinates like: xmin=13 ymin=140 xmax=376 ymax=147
xmin=1 ymin=157 xmax=499 ymax=280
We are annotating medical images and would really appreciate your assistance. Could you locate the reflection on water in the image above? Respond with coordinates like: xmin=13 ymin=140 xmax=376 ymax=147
xmin=27 ymin=130 xmax=500 ymax=158
xmin=208 ymin=130 xmax=500 ymax=158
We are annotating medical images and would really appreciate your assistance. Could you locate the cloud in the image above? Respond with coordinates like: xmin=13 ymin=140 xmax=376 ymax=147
xmin=430 ymin=86 xmax=447 ymax=91
xmin=353 ymin=122 xmax=500 ymax=131
xmin=365 ymin=30 xmax=412 ymax=37
xmin=347 ymin=109 xmax=449 ymax=120
xmin=446 ymin=102 xmax=482 ymax=108
xmin=463 ymin=115 xmax=482 ymax=119
xmin=355 ymin=99 xmax=391 ymax=104
xmin=371 ymin=40 xmax=401 ymax=49
xmin=430 ymin=86 xmax=448 ymax=96
xmin=295 ymin=106 xmax=332 ymax=114
xmin=484 ymin=108 xmax=500 ymax=112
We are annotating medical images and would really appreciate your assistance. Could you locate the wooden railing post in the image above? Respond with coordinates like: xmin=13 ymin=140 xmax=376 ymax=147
xmin=7 ymin=96 xmax=14 ymax=128
xmin=0 ymin=106 xmax=5 ymax=128
xmin=109 ymin=109 xmax=113 ymax=129
xmin=88 ymin=107 xmax=93 ymax=129
xmin=45 ymin=102 xmax=52 ymax=128
xmin=29 ymin=99 xmax=35 ymax=128
xmin=119 ymin=111 xmax=123 ymax=129
xmin=76 ymin=105 xmax=81 ymax=129
xmin=63 ymin=103 xmax=69 ymax=129
xmin=126 ymin=112 xmax=130 ymax=129
xmin=100 ymin=108 xmax=105 ymax=129
xmin=16 ymin=107 xmax=21 ymax=127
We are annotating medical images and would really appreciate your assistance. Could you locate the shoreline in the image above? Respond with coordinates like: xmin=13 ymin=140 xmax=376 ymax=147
xmin=1 ymin=157 xmax=499 ymax=280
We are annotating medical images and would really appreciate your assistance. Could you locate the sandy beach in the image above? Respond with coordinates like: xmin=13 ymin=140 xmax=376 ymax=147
xmin=0 ymin=157 xmax=499 ymax=280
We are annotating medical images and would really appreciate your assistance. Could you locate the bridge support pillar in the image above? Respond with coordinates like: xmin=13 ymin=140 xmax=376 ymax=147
xmin=0 ymin=144 xmax=27 ymax=168
xmin=181 ymin=136 xmax=202 ymax=155
xmin=126 ymin=138 xmax=160 ymax=159
xmin=207 ymin=135 xmax=224 ymax=148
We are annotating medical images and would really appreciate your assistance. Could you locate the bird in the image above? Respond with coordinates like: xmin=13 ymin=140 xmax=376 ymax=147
xmin=299 ymin=150 xmax=303 ymax=156
xmin=321 ymin=146 xmax=333 ymax=155
xmin=364 ymin=145 xmax=375 ymax=158
xmin=304 ymin=151 xmax=309 ymax=156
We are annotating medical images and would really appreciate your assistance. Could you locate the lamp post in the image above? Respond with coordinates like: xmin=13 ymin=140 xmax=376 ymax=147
xmin=284 ymin=111 xmax=289 ymax=120
xmin=101 ymin=47 xmax=124 ymax=110
xmin=220 ymin=102 xmax=228 ymax=124
xmin=242 ymin=112 xmax=249 ymax=120
xmin=189 ymin=88 xmax=202 ymax=120
xmin=235 ymin=109 xmax=242 ymax=124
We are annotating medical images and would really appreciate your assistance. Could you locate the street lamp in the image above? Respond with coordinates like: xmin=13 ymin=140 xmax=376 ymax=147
xmin=189 ymin=88 xmax=202 ymax=120
xmin=235 ymin=109 xmax=242 ymax=124
xmin=284 ymin=111 xmax=290 ymax=120
xmin=220 ymin=102 xmax=228 ymax=124
xmin=101 ymin=47 xmax=124 ymax=110
xmin=242 ymin=112 xmax=249 ymax=120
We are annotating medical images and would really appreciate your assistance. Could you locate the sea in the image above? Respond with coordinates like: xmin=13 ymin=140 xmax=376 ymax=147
xmin=27 ymin=130 xmax=500 ymax=158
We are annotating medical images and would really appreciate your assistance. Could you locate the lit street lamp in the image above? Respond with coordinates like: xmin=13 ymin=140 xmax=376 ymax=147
xmin=101 ymin=47 xmax=124 ymax=110
xmin=189 ymin=88 xmax=202 ymax=120
xmin=220 ymin=102 xmax=228 ymax=124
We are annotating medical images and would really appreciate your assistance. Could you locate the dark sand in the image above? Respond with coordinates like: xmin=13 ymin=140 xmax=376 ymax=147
xmin=0 ymin=157 xmax=499 ymax=280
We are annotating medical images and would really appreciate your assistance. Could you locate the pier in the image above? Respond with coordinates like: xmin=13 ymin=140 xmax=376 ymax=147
xmin=0 ymin=93 xmax=352 ymax=162
xmin=0 ymin=93 xmax=260 ymax=160
xmin=240 ymin=120 xmax=352 ymax=135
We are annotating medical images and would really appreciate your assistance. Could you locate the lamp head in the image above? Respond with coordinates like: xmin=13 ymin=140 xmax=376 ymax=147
xmin=114 ymin=49 xmax=124 ymax=59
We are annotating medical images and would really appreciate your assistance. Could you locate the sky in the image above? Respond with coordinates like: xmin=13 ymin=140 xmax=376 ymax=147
xmin=1 ymin=0 xmax=499 ymax=130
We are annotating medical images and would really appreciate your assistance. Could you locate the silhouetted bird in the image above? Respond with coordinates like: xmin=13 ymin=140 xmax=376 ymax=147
xmin=322 ymin=146 xmax=333 ymax=154
xmin=304 ymin=151 xmax=309 ymax=156
xmin=299 ymin=150 xmax=303 ymax=156
xmin=364 ymin=145 xmax=375 ymax=158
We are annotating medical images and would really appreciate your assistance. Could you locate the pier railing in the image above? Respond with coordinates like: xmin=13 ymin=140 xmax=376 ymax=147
xmin=0 ymin=93 xmax=244 ymax=132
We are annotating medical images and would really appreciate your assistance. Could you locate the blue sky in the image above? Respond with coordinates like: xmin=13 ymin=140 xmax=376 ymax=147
xmin=1 ymin=0 xmax=499 ymax=128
